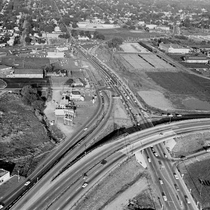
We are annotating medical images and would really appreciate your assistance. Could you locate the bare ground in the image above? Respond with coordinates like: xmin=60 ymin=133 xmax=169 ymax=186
xmin=172 ymin=131 xmax=210 ymax=157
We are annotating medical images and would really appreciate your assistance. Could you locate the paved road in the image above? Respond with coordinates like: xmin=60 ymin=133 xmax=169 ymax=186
xmin=3 ymin=90 xmax=109 ymax=209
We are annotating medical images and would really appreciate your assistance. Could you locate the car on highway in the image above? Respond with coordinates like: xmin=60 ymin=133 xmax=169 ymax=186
xmin=185 ymin=195 xmax=190 ymax=204
xmin=159 ymin=178 xmax=163 ymax=185
xmin=147 ymin=156 xmax=151 ymax=162
xmin=162 ymin=192 xmax=167 ymax=201
xmin=173 ymin=173 xmax=179 ymax=179
xmin=0 ymin=203 xmax=4 ymax=209
xmin=82 ymin=182 xmax=88 ymax=188
xmin=153 ymin=151 xmax=158 ymax=157
xmin=174 ymin=184 xmax=180 ymax=191
xmin=163 ymin=153 xmax=167 ymax=158
xmin=83 ymin=127 xmax=88 ymax=131
xmin=83 ymin=173 xmax=88 ymax=180
xmin=158 ymin=160 xmax=165 ymax=169
xmin=24 ymin=181 xmax=31 ymax=186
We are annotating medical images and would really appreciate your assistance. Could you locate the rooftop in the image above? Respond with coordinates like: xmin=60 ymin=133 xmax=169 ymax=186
xmin=0 ymin=168 xmax=8 ymax=177
xmin=14 ymin=69 xmax=43 ymax=74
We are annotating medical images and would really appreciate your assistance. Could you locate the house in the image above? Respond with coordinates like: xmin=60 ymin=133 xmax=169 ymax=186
xmin=145 ymin=24 xmax=157 ymax=30
xmin=6 ymin=69 xmax=43 ymax=78
xmin=0 ymin=169 xmax=10 ymax=185
xmin=71 ymin=78 xmax=84 ymax=87
xmin=46 ymin=69 xmax=67 ymax=77
xmin=55 ymin=108 xmax=75 ymax=117
xmin=159 ymin=43 xmax=191 ymax=54
xmin=70 ymin=90 xmax=84 ymax=101
xmin=156 ymin=26 xmax=170 ymax=32
xmin=0 ymin=65 xmax=13 ymax=77
xmin=78 ymin=35 xmax=89 ymax=41
xmin=184 ymin=56 xmax=209 ymax=64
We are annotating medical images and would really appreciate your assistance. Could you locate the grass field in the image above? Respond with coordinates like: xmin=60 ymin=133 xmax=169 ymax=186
xmin=1 ymin=56 xmax=50 ymax=69
xmin=146 ymin=72 xmax=210 ymax=101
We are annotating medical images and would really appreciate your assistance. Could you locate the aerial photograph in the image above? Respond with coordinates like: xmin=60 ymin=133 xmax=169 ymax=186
xmin=1 ymin=0 xmax=210 ymax=209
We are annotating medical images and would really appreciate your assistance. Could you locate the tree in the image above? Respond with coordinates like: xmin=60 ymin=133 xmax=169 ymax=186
xmin=71 ymin=29 xmax=78 ymax=38
xmin=25 ymin=36 xmax=32 ymax=44
xmin=93 ymin=31 xmax=99 ymax=39
xmin=63 ymin=17 xmax=71 ymax=26
xmin=107 ymin=37 xmax=123 ymax=48
xmin=20 ymin=85 xmax=45 ymax=110
xmin=79 ymin=30 xmax=85 ymax=36
xmin=84 ymin=31 xmax=91 ymax=39
xmin=72 ymin=22 xmax=78 ymax=28
xmin=59 ymin=24 xmax=67 ymax=33
xmin=96 ymin=33 xmax=105 ymax=40
xmin=45 ymin=25 xmax=54 ymax=33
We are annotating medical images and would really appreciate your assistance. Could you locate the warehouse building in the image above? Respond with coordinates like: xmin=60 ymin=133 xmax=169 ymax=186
xmin=184 ymin=56 xmax=209 ymax=64
xmin=159 ymin=43 xmax=191 ymax=54
xmin=0 ymin=169 xmax=10 ymax=186
xmin=6 ymin=69 xmax=43 ymax=78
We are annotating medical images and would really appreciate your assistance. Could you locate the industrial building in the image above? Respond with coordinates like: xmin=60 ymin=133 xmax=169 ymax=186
xmin=6 ymin=69 xmax=43 ymax=78
xmin=184 ymin=56 xmax=209 ymax=64
xmin=159 ymin=43 xmax=191 ymax=54
xmin=0 ymin=169 xmax=10 ymax=185
xmin=70 ymin=90 xmax=84 ymax=101
xmin=46 ymin=52 xmax=65 ymax=58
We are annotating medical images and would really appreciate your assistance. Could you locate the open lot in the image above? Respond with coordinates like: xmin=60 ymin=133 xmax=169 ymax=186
xmin=96 ymin=28 xmax=164 ymax=40
xmin=1 ymin=56 xmax=50 ymax=69
xmin=3 ymin=78 xmax=50 ymax=88
xmin=179 ymin=155 xmax=210 ymax=208
xmin=171 ymin=131 xmax=210 ymax=208
xmin=120 ymin=43 xmax=151 ymax=53
xmin=146 ymin=72 xmax=210 ymax=101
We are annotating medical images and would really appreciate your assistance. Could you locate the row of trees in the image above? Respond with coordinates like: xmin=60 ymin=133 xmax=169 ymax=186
xmin=71 ymin=30 xmax=105 ymax=40
xmin=20 ymin=85 xmax=45 ymax=111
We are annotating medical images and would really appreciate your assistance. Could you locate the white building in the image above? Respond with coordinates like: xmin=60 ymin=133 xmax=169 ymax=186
xmin=46 ymin=52 xmax=65 ymax=58
xmin=145 ymin=24 xmax=157 ymax=30
xmin=184 ymin=56 xmax=209 ymax=64
xmin=159 ymin=43 xmax=191 ymax=54
xmin=70 ymin=90 xmax=84 ymax=101
xmin=0 ymin=169 xmax=10 ymax=185
xmin=7 ymin=69 xmax=43 ymax=78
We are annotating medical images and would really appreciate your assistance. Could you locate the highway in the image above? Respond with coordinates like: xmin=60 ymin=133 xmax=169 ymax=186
xmin=5 ymin=39 xmax=210 ymax=210
xmin=2 ymin=90 xmax=112 ymax=209
xmin=10 ymin=118 xmax=210 ymax=210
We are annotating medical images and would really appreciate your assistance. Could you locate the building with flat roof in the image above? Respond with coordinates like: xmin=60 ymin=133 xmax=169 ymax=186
xmin=159 ymin=43 xmax=191 ymax=54
xmin=46 ymin=52 xmax=65 ymax=58
xmin=0 ymin=168 xmax=10 ymax=185
xmin=184 ymin=56 xmax=209 ymax=64
xmin=6 ymin=69 xmax=43 ymax=78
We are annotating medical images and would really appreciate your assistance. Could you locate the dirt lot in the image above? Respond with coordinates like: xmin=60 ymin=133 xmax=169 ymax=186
xmin=74 ymin=156 xmax=159 ymax=210
xmin=179 ymin=155 xmax=210 ymax=208
xmin=171 ymin=131 xmax=210 ymax=208
xmin=172 ymin=131 xmax=210 ymax=158
xmin=95 ymin=45 xmax=210 ymax=111
xmin=97 ymin=28 xmax=164 ymax=40
xmin=1 ymin=56 xmax=50 ymax=69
